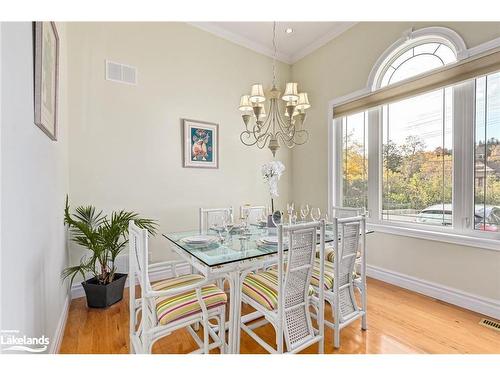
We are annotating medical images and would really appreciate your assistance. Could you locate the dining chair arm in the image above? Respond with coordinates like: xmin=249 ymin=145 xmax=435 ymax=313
xmin=144 ymin=279 xmax=218 ymax=299
xmin=148 ymin=259 xmax=187 ymax=277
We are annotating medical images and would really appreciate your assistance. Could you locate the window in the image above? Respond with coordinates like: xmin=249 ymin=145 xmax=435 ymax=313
xmin=332 ymin=28 xmax=500 ymax=247
xmin=342 ymin=112 xmax=368 ymax=210
xmin=474 ymin=72 xmax=500 ymax=232
xmin=379 ymin=42 xmax=457 ymax=87
xmin=382 ymin=87 xmax=453 ymax=226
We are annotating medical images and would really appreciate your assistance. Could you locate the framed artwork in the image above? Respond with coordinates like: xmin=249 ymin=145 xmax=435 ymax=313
xmin=182 ymin=119 xmax=219 ymax=169
xmin=34 ymin=21 xmax=59 ymax=141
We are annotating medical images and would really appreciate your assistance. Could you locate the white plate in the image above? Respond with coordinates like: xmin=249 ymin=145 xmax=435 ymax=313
xmin=181 ymin=235 xmax=217 ymax=244
xmin=260 ymin=236 xmax=288 ymax=244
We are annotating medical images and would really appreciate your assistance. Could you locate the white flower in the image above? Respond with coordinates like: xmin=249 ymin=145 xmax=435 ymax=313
xmin=261 ymin=161 xmax=285 ymax=198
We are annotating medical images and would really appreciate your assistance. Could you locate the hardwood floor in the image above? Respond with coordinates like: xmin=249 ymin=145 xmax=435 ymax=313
xmin=59 ymin=278 xmax=500 ymax=354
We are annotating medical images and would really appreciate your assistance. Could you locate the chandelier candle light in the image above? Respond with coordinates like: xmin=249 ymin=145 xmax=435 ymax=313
xmin=238 ymin=22 xmax=310 ymax=157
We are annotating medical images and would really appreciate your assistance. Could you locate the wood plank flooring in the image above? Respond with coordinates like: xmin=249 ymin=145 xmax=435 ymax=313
xmin=59 ymin=278 xmax=500 ymax=354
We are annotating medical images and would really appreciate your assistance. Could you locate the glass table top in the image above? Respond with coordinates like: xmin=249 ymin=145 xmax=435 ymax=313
xmin=162 ymin=225 xmax=338 ymax=268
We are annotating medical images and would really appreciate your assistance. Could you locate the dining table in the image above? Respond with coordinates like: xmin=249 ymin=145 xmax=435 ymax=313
xmin=162 ymin=223 xmax=373 ymax=353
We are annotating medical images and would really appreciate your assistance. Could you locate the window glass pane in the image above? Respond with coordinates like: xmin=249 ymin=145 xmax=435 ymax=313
xmin=342 ymin=112 xmax=368 ymax=210
xmin=435 ymin=44 xmax=457 ymax=64
xmin=414 ymin=42 xmax=440 ymax=55
xmin=382 ymin=87 xmax=453 ymax=226
xmin=389 ymin=54 xmax=444 ymax=85
xmin=474 ymin=72 xmax=500 ymax=232
xmin=379 ymin=42 xmax=457 ymax=88
xmin=391 ymin=49 xmax=414 ymax=70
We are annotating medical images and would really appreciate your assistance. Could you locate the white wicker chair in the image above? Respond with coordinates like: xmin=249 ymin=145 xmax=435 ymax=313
xmin=128 ymin=221 xmax=227 ymax=354
xmin=199 ymin=207 xmax=233 ymax=234
xmin=330 ymin=206 xmax=367 ymax=318
xmin=240 ymin=221 xmax=326 ymax=354
xmin=331 ymin=206 xmax=364 ymax=219
xmin=312 ymin=215 xmax=367 ymax=348
xmin=240 ymin=205 xmax=266 ymax=225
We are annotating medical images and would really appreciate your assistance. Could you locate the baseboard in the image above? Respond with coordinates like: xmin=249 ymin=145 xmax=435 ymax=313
xmin=70 ymin=263 xmax=192 ymax=299
xmin=367 ymin=264 xmax=500 ymax=320
xmin=49 ymin=294 xmax=70 ymax=354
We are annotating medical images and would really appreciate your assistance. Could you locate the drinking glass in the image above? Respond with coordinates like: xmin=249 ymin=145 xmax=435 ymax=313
xmin=310 ymin=207 xmax=321 ymax=221
xmin=223 ymin=212 xmax=234 ymax=237
xmin=241 ymin=209 xmax=249 ymax=233
xmin=300 ymin=204 xmax=310 ymax=222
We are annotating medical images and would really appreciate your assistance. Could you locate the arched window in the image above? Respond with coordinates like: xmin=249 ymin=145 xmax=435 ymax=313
xmin=333 ymin=26 xmax=500 ymax=242
xmin=379 ymin=42 xmax=457 ymax=87
xmin=368 ymin=27 xmax=467 ymax=90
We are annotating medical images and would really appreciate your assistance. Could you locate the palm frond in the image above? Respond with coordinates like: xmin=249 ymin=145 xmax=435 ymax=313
xmin=64 ymin=196 xmax=158 ymax=286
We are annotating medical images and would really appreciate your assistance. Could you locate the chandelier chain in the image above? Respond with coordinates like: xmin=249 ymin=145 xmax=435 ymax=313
xmin=272 ymin=21 xmax=277 ymax=87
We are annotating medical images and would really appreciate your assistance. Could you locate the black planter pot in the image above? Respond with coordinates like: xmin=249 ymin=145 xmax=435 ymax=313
xmin=82 ymin=273 xmax=127 ymax=308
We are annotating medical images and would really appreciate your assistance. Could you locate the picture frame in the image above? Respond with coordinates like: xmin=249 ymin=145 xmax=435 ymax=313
xmin=182 ymin=119 xmax=219 ymax=169
xmin=34 ymin=21 xmax=59 ymax=141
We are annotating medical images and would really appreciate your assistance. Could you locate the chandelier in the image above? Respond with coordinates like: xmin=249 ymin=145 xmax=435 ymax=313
xmin=238 ymin=22 xmax=310 ymax=157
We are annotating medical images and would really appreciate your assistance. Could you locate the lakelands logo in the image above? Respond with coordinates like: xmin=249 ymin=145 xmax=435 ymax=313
xmin=0 ymin=330 xmax=49 ymax=353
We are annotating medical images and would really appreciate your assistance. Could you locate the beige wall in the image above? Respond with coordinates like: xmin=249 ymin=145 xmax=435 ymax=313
xmin=1 ymin=22 xmax=69 ymax=352
xmin=67 ymin=22 xmax=292 ymax=266
xmin=291 ymin=22 xmax=500 ymax=300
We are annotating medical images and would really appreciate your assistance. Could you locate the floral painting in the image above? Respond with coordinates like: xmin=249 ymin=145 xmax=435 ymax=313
xmin=183 ymin=119 xmax=219 ymax=168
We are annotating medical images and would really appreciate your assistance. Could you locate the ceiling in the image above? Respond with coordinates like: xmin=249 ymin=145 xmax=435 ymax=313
xmin=189 ymin=22 xmax=357 ymax=64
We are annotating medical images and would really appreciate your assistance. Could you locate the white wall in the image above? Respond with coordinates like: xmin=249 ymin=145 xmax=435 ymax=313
xmin=0 ymin=22 xmax=69 ymax=352
xmin=66 ymin=22 xmax=292 ymax=267
xmin=291 ymin=22 xmax=500 ymax=305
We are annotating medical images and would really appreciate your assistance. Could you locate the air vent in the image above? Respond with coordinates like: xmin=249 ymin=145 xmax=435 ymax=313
xmin=479 ymin=318 xmax=500 ymax=332
xmin=105 ymin=60 xmax=137 ymax=85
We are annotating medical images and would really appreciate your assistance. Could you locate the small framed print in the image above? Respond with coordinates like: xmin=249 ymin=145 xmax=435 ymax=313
xmin=182 ymin=119 xmax=219 ymax=169
xmin=34 ymin=21 xmax=59 ymax=141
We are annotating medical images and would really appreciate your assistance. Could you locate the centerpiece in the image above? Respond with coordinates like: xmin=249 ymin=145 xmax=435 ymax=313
xmin=261 ymin=160 xmax=285 ymax=215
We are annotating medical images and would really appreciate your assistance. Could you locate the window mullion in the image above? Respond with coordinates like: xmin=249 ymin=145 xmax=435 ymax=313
xmin=452 ymin=80 xmax=475 ymax=232
xmin=331 ymin=117 xmax=343 ymax=210
xmin=367 ymin=107 xmax=381 ymax=221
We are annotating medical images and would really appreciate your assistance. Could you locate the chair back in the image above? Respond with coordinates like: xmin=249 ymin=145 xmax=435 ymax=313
xmin=240 ymin=205 xmax=266 ymax=225
xmin=128 ymin=220 xmax=151 ymax=291
xmin=199 ymin=207 xmax=233 ymax=234
xmin=277 ymin=220 xmax=325 ymax=352
xmin=331 ymin=205 xmax=364 ymax=219
xmin=332 ymin=215 xmax=365 ymax=321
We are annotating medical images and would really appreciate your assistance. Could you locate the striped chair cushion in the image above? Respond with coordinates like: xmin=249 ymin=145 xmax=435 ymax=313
xmin=152 ymin=274 xmax=227 ymax=326
xmin=242 ymin=269 xmax=315 ymax=311
xmin=311 ymin=260 xmax=360 ymax=290
xmin=316 ymin=245 xmax=335 ymax=262
xmin=315 ymin=245 xmax=361 ymax=263
xmin=311 ymin=259 xmax=335 ymax=290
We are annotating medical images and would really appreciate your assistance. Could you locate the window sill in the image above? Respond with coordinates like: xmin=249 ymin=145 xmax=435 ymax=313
xmin=367 ymin=222 xmax=500 ymax=252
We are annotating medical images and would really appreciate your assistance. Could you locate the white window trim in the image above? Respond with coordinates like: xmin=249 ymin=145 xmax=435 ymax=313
xmin=328 ymin=30 xmax=500 ymax=252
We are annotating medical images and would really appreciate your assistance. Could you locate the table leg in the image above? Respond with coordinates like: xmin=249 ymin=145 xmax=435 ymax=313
xmin=227 ymin=270 xmax=242 ymax=354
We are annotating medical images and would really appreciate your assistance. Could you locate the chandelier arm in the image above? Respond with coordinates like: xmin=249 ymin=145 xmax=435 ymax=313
xmin=256 ymin=132 xmax=271 ymax=149
xmin=240 ymin=130 xmax=260 ymax=147
xmin=275 ymin=112 xmax=294 ymax=138
xmin=291 ymin=129 xmax=310 ymax=145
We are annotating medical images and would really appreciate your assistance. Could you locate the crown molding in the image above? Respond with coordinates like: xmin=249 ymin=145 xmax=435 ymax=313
xmin=188 ymin=22 xmax=357 ymax=65
xmin=289 ymin=22 xmax=357 ymax=63
xmin=188 ymin=22 xmax=293 ymax=64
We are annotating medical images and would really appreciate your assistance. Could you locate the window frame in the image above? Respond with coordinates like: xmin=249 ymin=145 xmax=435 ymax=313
xmin=328 ymin=30 xmax=500 ymax=251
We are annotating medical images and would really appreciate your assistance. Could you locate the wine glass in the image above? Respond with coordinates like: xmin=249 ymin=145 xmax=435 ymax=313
xmin=241 ymin=208 xmax=249 ymax=233
xmin=300 ymin=204 xmax=310 ymax=222
xmin=286 ymin=203 xmax=295 ymax=225
xmin=311 ymin=207 xmax=321 ymax=221
xmin=223 ymin=211 xmax=234 ymax=237
xmin=290 ymin=211 xmax=298 ymax=225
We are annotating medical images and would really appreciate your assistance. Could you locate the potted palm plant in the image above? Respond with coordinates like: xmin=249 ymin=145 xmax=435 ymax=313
xmin=62 ymin=197 xmax=158 ymax=308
